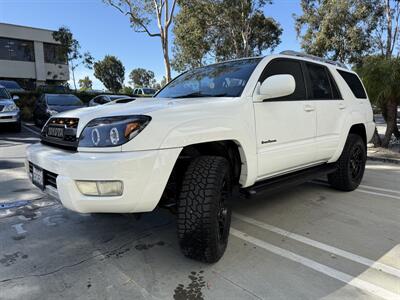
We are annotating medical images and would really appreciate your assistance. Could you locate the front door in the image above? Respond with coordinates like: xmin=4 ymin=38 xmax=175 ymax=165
xmin=253 ymin=58 xmax=317 ymax=179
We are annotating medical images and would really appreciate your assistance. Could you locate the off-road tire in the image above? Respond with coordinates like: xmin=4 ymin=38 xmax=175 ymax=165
xmin=328 ymin=134 xmax=366 ymax=191
xmin=177 ymin=156 xmax=232 ymax=263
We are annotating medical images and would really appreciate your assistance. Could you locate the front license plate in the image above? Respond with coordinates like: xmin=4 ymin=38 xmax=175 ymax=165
xmin=32 ymin=165 xmax=44 ymax=190
xmin=47 ymin=126 xmax=65 ymax=138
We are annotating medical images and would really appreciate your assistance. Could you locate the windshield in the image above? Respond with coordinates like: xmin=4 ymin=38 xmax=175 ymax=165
xmin=0 ymin=81 xmax=22 ymax=90
xmin=156 ymin=58 xmax=262 ymax=99
xmin=0 ymin=88 xmax=11 ymax=99
xmin=47 ymin=95 xmax=83 ymax=106
xmin=143 ymin=88 xmax=156 ymax=95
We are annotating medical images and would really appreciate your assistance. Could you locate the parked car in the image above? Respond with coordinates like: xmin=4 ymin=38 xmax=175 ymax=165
xmin=88 ymin=94 xmax=130 ymax=107
xmin=0 ymin=85 xmax=21 ymax=132
xmin=133 ymin=88 xmax=157 ymax=97
xmin=27 ymin=51 xmax=375 ymax=263
xmin=0 ymin=80 xmax=25 ymax=94
xmin=33 ymin=94 xmax=85 ymax=127
xmin=36 ymin=85 xmax=70 ymax=94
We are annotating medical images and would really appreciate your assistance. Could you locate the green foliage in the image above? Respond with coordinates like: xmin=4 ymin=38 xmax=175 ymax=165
xmin=356 ymin=56 xmax=400 ymax=106
xmin=120 ymin=85 xmax=134 ymax=95
xmin=78 ymin=76 xmax=93 ymax=91
xmin=172 ymin=0 xmax=282 ymax=72
xmin=129 ymin=68 xmax=155 ymax=87
xmin=295 ymin=0 xmax=381 ymax=64
xmin=52 ymin=27 xmax=94 ymax=89
xmin=94 ymin=55 xmax=125 ymax=93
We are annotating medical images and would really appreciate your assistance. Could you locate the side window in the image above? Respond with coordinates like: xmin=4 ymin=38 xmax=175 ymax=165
xmin=137 ymin=89 xmax=143 ymax=95
xmin=306 ymin=63 xmax=333 ymax=100
xmin=259 ymin=59 xmax=306 ymax=101
xmin=337 ymin=70 xmax=367 ymax=99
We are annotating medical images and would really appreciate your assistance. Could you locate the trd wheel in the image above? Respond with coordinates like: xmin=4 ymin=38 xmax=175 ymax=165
xmin=328 ymin=134 xmax=366 ymax=191
xmin=177 ymin=156 xmax=232 ymax=263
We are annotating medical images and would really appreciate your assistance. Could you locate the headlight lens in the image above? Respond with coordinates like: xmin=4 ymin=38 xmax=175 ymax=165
xmin=78 ymin=115 xmax=151 ymax=147
xmin=3 ymin=103 xmax=18 ymax=112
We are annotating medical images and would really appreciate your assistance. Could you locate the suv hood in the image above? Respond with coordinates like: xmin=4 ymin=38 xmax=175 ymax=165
xmin=54 ymin=98 xmax=181 ymax=133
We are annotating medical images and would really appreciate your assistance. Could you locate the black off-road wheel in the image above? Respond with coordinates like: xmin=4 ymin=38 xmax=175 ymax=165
xmin=177 ymin=156 xmax=232 ymax=263
xmin=328 ymin=134 xmax=366 ymax=191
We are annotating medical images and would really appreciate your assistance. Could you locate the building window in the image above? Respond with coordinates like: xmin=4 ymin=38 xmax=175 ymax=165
xmin=44 ymin=43 xmax=67 ymax=64
xmin=0 ymin=37 xmax=35 ymax=62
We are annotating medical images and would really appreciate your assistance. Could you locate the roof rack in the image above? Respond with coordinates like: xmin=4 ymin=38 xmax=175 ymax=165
xmin=280 ymin=50 xmax=348 ymax=69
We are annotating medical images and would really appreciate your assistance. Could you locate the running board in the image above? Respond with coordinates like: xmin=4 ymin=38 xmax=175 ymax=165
xmin=242 ymin=163 xmax=337 ymax=197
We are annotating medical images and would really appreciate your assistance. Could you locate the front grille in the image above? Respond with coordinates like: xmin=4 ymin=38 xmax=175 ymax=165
xmin=29 ymin=162 xmax=58 ymax=189
xmin=41 ymin=117 xmax=79 ymax=151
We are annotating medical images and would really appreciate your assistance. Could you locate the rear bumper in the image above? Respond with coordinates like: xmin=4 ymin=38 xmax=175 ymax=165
xmin=0 ymin=111 xmax=20 ymax=123
xmin=26 ymin=143 xmax=181 ymax=213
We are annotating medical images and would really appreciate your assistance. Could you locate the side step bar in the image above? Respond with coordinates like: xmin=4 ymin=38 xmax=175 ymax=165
xmin=242 ymin=163 xmax=337 ymax=197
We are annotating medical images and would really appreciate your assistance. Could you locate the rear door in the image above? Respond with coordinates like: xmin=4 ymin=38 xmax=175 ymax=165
xmin=304 ymin=63 xmax=345 ymax=161
xmin=254 ymin=58 xmax=317 ymax=179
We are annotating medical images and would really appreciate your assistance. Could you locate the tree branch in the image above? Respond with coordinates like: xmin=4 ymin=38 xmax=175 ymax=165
xmin=166 ymin=0 xmax=177 ymax=28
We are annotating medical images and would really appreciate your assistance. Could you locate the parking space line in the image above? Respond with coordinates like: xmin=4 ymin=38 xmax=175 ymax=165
xmin=356 ymin=189 xmax=400 ymax=200
xmin=233 ymin=213 xmax=400 ymax=279
xmin=360 ymin=185 xmax=400 ymax=195
xmin=22 ymin=124 xmax=40 ymax=136
xmin=230 ymin=228 xmax=399 ymax=300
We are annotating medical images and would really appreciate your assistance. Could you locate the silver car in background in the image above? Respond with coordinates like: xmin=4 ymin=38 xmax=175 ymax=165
xmin=0 ymin=85 xmax=21 ymax=132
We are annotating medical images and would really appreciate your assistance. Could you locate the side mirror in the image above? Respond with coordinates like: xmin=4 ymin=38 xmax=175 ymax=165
xmin=257 ymin=74 xmax=296 ymax=101
xmin=12 ymin=95 xmax=20 ymax=101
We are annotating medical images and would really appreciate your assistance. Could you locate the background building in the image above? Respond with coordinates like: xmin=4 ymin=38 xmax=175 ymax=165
xmin=0 ymin=23 xmax=69 ymax=90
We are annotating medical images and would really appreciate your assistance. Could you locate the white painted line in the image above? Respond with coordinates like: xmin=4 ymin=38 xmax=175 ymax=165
xmin=22 ymin=124 xmax=40 ymax=136
xmin=231 ymin=228 xmax=399 ymax=300
xmin=359 ymin=185 xmax=400 ymax=195
xmin=311 ymin=181 xmax=400 ymax=200
xmin=233 ymin=213 xmax=400 ymax=279
xmin=357 ymin=189 xmax=400 ymax=200
xmin=12 ymin=223 xmax=27 ymax=235
xmin=360 ymin=184 xmax=400 ymax=194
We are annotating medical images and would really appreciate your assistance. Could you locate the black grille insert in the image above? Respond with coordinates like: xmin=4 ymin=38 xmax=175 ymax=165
xmin=41 ymin=117 xmax=79 ymax=151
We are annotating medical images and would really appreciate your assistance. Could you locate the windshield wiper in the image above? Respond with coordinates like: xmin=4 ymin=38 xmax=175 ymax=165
xmin=172 ymin=92 xmax=229 ymax=98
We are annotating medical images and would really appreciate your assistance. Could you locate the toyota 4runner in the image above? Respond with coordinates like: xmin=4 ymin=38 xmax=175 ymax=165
xmin=26 ymin=51 xmax=375 ymax=263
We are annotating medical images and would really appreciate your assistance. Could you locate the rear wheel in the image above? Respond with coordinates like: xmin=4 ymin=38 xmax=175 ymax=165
xmin=177 ymin=156 xmax=232 ymax=263
xmin=328 ymin=134 xmax=366 ymax=191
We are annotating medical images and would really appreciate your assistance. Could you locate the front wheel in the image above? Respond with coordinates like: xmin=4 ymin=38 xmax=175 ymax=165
xmin=177 ymin=156 xmax=232 ymax=263
xmin=328 ymin=134 xmax=366 ymax=191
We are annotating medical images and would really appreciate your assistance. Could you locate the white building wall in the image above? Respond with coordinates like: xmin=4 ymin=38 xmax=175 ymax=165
xmin=0 ymin=23 xmax=70 ymax=85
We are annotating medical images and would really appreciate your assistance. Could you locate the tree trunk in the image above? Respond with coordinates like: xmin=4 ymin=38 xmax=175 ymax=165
xmin=160 ymin=30 xmax=171 ymax=83
xmin=381 ymin=99 xmax=398 ymax=147
xmin=371 ymin=126 xmax=382 ymax=147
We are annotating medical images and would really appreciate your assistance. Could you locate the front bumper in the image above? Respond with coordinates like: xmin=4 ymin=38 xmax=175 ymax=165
xmin=26 ymin=143 xmax=181 ymax=213
xmin=0 ymin=111 xmax=20 ymax=124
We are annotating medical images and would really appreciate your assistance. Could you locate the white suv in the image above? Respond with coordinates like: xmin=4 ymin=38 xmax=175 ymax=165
xmin=26 ymin=51 xmax=375 ymax=263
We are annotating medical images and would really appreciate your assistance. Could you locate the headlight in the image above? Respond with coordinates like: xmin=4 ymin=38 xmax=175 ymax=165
xmin=46 ymin=109 xmax=59 ymax=116
xmin=78 ymin=115 xmax=151 ymax=147
xmin=3 ymin=103 xmax=19 ymax=112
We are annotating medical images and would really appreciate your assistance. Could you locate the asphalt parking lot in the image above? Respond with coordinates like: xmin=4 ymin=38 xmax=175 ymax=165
xmin=0 ymin=125 xmax=399 ymax=300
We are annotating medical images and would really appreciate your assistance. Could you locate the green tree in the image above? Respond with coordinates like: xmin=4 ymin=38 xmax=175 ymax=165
xmin=172 ymin=0 xmax=282 ymax=72
xmin=356 ymin=56 xmax=400 ymax=147
xmin=294 ymin=0 xmax=381 ymax=64
xmin=104 ymin=0 xmax=177 ymax=82
xmin=120 ymin=85 xmax=134 ymax=95
xmin=94 ymin=55 xmax=125 ymax=93
xmin=129 ymin=68 xmax=155 ymax=87
xmin=78 ymin=76 xmax=93 ymax=91
xmin=52 ymin=27 xmax=94 ymax=90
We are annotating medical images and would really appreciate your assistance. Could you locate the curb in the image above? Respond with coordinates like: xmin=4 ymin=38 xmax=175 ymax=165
xmin=367 ymin=155 xmax=400 ymax=165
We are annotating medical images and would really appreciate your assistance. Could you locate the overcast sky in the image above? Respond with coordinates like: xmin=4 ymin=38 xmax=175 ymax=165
xmin=0 ymin=0 xmax=302 ymax=89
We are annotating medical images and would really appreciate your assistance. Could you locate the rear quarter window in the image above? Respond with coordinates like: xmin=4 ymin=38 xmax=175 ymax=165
xmin=337 ymin=70 xmax=367 ymax=99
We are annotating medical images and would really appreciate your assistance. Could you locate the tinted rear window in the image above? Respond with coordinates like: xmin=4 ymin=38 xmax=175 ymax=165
xmin=337 ymin=70 xmax=367 ymax=99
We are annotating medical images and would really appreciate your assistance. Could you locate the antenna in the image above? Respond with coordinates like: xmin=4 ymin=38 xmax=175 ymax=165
xmin=280 ymin=50 xmax=348 ymax=69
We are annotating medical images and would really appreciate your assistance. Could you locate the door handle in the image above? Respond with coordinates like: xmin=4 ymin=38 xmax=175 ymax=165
xmin=338 ymin=103 xmax=346 ymax=110
xmin=303 ymin=104 xmax=315 ymax=112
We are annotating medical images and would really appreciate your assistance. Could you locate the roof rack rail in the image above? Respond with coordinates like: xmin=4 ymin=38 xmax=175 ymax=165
xmin=280 ymin=50 xmax=348 ymax=69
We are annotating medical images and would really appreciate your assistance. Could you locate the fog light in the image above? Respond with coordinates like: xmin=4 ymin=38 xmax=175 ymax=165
xmin=76 ymin=180 xmax=123 ymax=196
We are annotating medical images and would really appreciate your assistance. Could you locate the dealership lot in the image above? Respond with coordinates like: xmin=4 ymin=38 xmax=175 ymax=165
xmin=0 ymin=127 xmax=399 ymax=300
